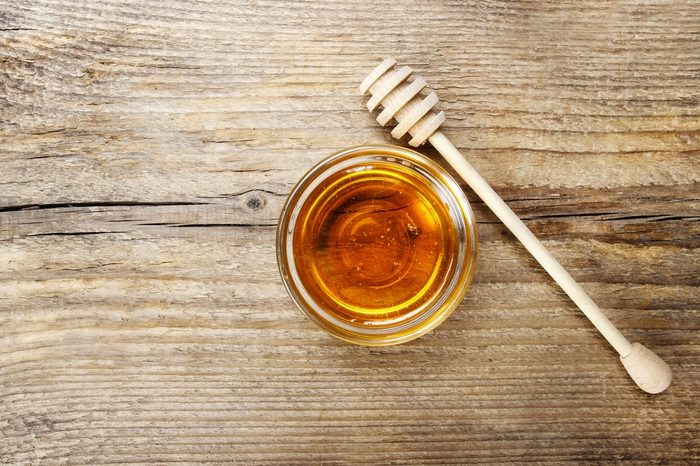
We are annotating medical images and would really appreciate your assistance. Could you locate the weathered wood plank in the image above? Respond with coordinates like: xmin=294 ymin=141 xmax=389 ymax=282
xmin=1 ymin=0 xmax=699 ymax=464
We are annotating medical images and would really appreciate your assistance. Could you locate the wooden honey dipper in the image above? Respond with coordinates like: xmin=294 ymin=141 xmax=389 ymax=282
xmin=360 ymin=58 xmax=672 ymax=394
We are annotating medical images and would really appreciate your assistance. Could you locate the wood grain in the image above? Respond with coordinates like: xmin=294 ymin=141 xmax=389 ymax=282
xmin=1 ymin=0 xmax=699 ymax=463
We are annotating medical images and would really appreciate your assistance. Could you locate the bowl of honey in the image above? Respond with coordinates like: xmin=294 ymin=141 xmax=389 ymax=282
xmin=277 ymin=144 xmax=477 ymax=346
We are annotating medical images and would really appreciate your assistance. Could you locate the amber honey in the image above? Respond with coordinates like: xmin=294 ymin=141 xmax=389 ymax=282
xmin=294 ymin=163 xmax=456 ymax=324
xmin=277 ymin=145 xmax=477 ymax=346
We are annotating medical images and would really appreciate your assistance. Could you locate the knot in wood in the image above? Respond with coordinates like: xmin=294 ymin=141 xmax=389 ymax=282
xmin=246 ymin=193 xmax=265 ymax=211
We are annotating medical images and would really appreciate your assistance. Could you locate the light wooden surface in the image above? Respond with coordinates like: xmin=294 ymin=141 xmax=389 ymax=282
xmin=1 ymin=0 xmax=699 ymax=463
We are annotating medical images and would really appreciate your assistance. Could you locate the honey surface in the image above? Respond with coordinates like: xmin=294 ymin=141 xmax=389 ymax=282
xmin=293 ymin=161 xmax=458 ymax=327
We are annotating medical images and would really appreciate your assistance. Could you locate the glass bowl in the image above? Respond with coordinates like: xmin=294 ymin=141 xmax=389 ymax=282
xmin=277 ymin=144 xmax=477 ymax=346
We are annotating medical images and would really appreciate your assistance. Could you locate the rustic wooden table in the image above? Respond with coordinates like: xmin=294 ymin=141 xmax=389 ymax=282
xmin=1 ymin=1 xmax=699 ymax=464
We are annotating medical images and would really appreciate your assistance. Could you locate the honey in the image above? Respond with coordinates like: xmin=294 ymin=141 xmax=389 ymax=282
xmin=293 ymin=163 xmax=456 ymax=326
xmin=277 ymin=145 xmax=477 ymax=346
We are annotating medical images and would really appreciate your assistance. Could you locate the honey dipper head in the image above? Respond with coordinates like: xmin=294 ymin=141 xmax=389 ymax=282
xmin=360 ymin=58 xmax=445 ymax=147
